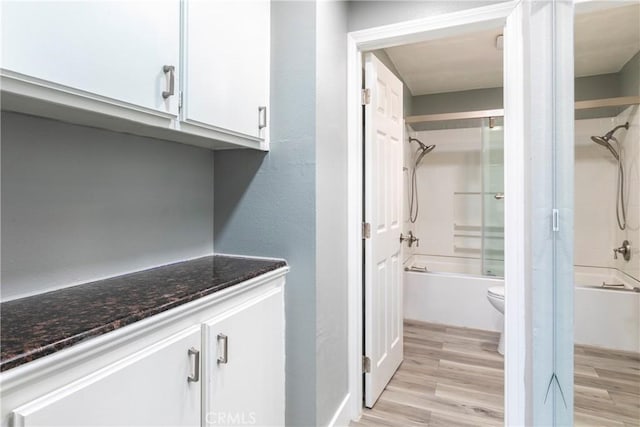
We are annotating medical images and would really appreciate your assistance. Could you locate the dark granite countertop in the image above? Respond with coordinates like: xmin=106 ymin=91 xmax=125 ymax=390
xmin=0 ymin=255 xmax=287 ymax=372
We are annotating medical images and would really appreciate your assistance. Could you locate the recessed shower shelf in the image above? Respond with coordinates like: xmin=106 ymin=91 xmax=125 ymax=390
xmin=406 ymin=96 xmax=640 ymax=126
xmin=454 ymin=246 xmax=504 ymax=255
xmin=454 ymin=234 xmax=504 ymax=239
xmin=453 ymin=224 xmax=504 ymax=232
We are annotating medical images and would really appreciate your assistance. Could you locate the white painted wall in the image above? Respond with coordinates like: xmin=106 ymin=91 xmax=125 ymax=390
xmin=316 ymin=1 xmax=350 ymax=426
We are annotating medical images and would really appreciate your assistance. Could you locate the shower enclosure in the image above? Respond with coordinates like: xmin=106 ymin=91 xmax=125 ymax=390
xmin=403 ymin=115 xmax=506 ymax=279
xmin=481 ymin=118 xmax=505 ymax=277
xmin=403 ymin=95 xmax=640 ymax=352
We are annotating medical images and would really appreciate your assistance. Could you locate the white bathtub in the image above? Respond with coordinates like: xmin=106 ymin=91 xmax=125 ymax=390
xmin=404 ymin=255 xmax=640 ymax=352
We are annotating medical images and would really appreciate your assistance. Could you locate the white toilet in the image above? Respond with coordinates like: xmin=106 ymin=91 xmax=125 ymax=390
xmin=487 ymin=286 xmax=505 ymax=355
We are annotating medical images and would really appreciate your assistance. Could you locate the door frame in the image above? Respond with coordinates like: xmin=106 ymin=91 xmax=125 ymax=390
xmin=346 ymin=1 xmax=524 ymax=423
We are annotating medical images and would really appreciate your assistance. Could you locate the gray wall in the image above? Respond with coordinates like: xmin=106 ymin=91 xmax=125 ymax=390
xmin=409 ymin=73 xmax=626 ymax=125
xmin=213 ymin=2 xmax=317 ymax=425
xmin=316 ymin=2 xmax=349 ymax=426
xmin=1 ymin=112 xmax=214 ymax=301
xmin=574 ymin=73 xmax=620 ymax=101
xmin=620 ymin=51 xmax=640 ymax=97
xmin=412 ymin=86 xmax=504 ymax=115
xmin=347 ymin=0 xmax=508 ymax=32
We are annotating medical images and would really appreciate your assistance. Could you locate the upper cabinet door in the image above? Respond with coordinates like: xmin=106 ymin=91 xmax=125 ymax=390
xmin=183 ymin=0 xmax=270 ymax=139
xmin=1 ymin=1 xmax=181 ymax=117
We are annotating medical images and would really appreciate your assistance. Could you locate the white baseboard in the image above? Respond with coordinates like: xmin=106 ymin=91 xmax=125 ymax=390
xmin=327 ymin=393 xmax=352 ymax=427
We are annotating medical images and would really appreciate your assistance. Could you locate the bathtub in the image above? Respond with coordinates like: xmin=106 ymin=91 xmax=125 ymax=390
xmin=404 ymin=255 xmax=640 ymax=352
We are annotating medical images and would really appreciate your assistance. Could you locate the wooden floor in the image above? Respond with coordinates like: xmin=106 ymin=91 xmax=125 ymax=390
xmin=351 ymin=320 xmax=640 ymax=427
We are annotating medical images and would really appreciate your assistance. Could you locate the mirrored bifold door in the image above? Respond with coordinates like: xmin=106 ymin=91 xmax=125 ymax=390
xmin=503 ymin=0 xmax=574 ymax=425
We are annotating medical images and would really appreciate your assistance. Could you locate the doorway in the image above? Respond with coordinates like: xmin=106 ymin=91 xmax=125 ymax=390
xmin=360 ymin=26 xmax=506 ymax=423
xmin=347 ymin=1 xmax=577 ymax=425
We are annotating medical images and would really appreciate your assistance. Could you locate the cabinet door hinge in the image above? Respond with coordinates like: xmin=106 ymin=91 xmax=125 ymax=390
xmin=361 ymin=88 xmax=371 ymax=105
xmin=363 ymin=356 xmax=371 ymax=373
xmin=178 ymin=91 xmax=183 ymax=111
xmin=362 ymin=222 xmax=371 ymax=239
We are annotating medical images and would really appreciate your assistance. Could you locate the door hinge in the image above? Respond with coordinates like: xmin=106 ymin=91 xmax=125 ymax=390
xmin=361 ymin=88 xmax=371 ymax=105
xmin=363 ymin=356 xmax=371 ymax=373
xmin=552 ymin=208 xmax=559 ymax=232
xmin=362 ymin=222 xmax=371 ymax=239
xmin=178 ymin=91 xmax=183 ymax=111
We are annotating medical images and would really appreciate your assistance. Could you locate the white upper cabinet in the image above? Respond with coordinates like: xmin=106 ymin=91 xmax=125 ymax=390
xmin=1 ymin=1 xmax=181 ymax=117
xmin=1 ymin=0 xmax=271 ymax=151
xmin=183 ymin=0 xmax=270 ymax=141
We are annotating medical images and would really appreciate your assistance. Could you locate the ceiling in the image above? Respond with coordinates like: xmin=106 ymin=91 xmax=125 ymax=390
xmin=384 ymin=3 xmax=640 ymax=96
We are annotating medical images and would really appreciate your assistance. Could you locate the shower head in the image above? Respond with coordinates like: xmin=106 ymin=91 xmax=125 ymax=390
xmin=415 ymin=144 xmax=436 ymax=166
xmin=591 ymin=135 xmax=620 ymax=161
xmin=409 ymin=137 xmax=435 ymax=165
xmin=590 ymin=122 xmax=629 ymax=161
xmin=409 ymin=137 xmax=428 ymax=151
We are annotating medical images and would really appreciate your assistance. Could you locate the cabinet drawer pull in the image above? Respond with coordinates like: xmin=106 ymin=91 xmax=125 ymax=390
xmin=187 ymin=347 xmax=200 ymax=382
xmin=162 ymin=65 xmax=175 ymax=99
xmin=217 ymin=333 xmax=228 ymax=364
xmin=258 ymin=106 xmax=267 ymax=130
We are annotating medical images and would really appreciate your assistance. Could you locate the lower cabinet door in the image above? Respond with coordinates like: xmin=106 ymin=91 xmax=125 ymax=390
xmin=12 ymin=326 xmax=201 ymax=427
xmin=203 ymin=286 xmax=284 ymax=427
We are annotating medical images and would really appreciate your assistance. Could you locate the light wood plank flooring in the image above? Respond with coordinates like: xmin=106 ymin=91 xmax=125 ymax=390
xmin=351 ymin=320 xmax=640 ymax=427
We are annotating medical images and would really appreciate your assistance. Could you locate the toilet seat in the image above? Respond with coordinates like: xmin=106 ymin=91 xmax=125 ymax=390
xmin=488 ymin=286 xmax=504 ymax=300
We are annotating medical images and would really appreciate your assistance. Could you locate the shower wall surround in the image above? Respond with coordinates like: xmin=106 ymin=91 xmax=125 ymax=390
xmin=406 ymin=127 xmax=483 ymax=261
xmin=408 ymin=111 xmax=640 ymax=281
xmin=402 ymin=124 xmax=419 ymax=262
xmin=575 ymin=108 xmax=640 ymax=281
xmin=614 ymin=106 xmax=640 ymax=280
xmin=575 ymin=117 xmax=622 ymax=270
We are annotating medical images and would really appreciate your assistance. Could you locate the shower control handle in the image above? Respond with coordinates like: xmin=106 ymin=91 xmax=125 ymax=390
xmin=400 ymin=231 xmax=419 ymax=248
xmin=613 ymin=240 xmax=631 ymax=261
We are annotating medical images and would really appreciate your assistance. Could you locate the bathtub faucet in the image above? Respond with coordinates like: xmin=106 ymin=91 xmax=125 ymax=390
xmin=400 ymin=231 xmax=419 ymax=248
xmin=613 ymin=240 xmax=631 ymax=261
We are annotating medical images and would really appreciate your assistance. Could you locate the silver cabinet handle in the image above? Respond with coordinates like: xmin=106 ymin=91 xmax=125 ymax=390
xmin=162 ymin=65 xmax=175 ymax=99
xmin=258 ymin=106 xmax=267 ymax=130
xmin=187 ymin=347 xmax=200 ymax=382
xmin=217 ymin=333 xmax=228 ymax=364
xmin=494 ymin=193 xmax=505 ymax=200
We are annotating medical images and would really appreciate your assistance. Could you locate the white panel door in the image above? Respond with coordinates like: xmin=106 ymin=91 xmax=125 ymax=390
xmin=1 ymin=1 xmax=180 ymax=116
xmin=363 ymin=53 xmax=404 ymax=408
xmin=184 ymin=0 xmax=270 ymax=139
xmin=12 ymin=327 xmax=201 ymax=427
xmin=203 ymin=286 xmax=284 ymax=426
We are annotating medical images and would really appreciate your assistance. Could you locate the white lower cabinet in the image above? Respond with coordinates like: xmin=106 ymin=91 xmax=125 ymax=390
xmin=203 ymin=288 xmax=284 ymax=427
xmin=12 ymin=327 xmax=201 ymax=427
xmin=2 ymin=271 xmax=286 ymax=427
